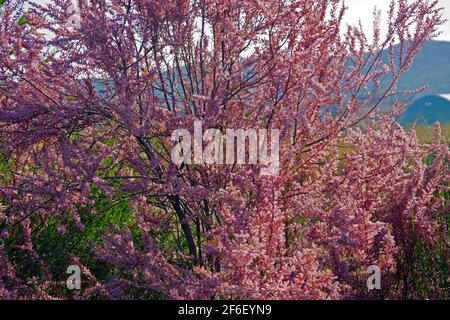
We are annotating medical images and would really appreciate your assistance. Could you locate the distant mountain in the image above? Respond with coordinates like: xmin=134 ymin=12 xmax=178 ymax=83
xmin=377 ymin=40 xmax=450 ymax=124
xmin=392 ymin=40 xmax=450 ymax=97
xmin=90 ymin=41 xmax=450 ymax=123
xmin=400 ymin=94 xmax=450 ymax=125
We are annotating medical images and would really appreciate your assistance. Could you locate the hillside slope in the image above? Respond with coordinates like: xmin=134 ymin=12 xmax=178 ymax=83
xmin=394 ymin=41 xmax=450 ymax=97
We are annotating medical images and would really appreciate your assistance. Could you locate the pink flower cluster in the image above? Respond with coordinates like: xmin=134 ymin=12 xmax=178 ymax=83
xmin=0 ymin=0 xmax=448 ymax=299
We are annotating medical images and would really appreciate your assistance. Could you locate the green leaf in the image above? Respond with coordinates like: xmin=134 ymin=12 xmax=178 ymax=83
xmin=17 ymin=15 xmax=27 ymax=26
xmin=0 ymin=0 xmax=6 ymax=8
xmin=65 ymin=95 xmax=78 ymax=101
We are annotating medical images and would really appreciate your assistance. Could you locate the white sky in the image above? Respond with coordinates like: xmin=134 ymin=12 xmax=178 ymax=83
xmin=343 ymin=0 xmax=450 ymax=41
xmin=31 ymin=0 xmax=450 ymax=41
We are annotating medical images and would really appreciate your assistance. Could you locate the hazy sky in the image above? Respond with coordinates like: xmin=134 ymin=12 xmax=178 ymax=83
xmin=344 ymin=0 xmax=450 ymax=41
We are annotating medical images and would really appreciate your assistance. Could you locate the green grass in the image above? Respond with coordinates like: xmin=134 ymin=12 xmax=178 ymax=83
xmin=412 ymin=124 xmax=450 ymax=144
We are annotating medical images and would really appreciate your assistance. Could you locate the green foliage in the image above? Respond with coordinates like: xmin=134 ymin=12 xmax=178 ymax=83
xmin=409 ymin=190 xmax=450 ymax=299
xmin=17 ymin=15 xmax=27 ymax=26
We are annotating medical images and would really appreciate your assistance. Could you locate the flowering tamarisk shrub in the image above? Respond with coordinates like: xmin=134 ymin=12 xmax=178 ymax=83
xmin=0 ymin=0 xmax=449 ymax=299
